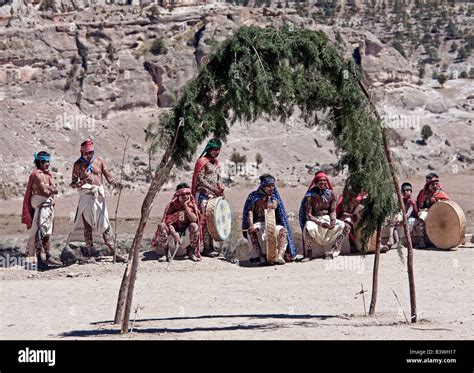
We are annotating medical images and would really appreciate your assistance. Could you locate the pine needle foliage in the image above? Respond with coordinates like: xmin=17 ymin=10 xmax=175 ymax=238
xmin=146 ymin=25 xmax=397 ymax=245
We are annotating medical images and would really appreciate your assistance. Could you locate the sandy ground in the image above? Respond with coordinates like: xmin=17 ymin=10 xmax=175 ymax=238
xmin=0 ymin=172 xmax=473 ymax=340
xmin=0 ymin=247 xmax=473 ymax=340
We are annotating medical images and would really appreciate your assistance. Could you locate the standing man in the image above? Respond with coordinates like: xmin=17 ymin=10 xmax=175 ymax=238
xmin=68 ymin=139 xmax=127 ymax=263
xmin=191 ymin=139 xmax=224 ymax=257
xmin=22 ymin=151 xmax=62 ymax=269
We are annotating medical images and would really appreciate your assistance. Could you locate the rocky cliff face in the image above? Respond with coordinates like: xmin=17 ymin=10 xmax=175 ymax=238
xmin=0 ymin=3 xmax=472 ymax=199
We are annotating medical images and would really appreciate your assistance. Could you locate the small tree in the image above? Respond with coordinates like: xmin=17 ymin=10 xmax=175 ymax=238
xmin=230 ymin=151 xmax=247 ymax=164
xmin=150 ymin=37 xmax=168 ymax=56
xmin=393 ymin=40 xmax=406 ymax=58
xmin=421 ymin=125 xmax=433 ymax=143
xmin=437 ymin=73 xmax=448 ymax=88
xmin=449 ymin=41 xmax=458 ymax=53
xmin=457 ymin=47 xmax=468 ymax=61
xmin=418 ymin=64 xmax=425 ymax=78
xmin=255 ymin=153 xmax=263 ymax=169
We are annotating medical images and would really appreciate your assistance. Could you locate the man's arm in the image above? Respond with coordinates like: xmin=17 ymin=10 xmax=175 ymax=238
xmin=101 ymin=159 xmax=121 ymax=189
xmin=33 ymin=174 xmax=56 ymax=196
xmin=183 ymin=202 xmax=198 ymax=223
xmin=305 ymin=196 xmax=321 ymax=225
xmin=247 ymin=210 xmax=257 ymax=233
xmin=70 ymin=162 xmax=91 ymax=188
xmin=328 ymin=194 xmax=337 ymax=228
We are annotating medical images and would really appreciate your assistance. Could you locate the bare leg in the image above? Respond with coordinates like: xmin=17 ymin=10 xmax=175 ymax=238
xmin=277 ymin=227 xmax=288 ymax=264
xmin=152 ymin=223 xmax=170 ymax=260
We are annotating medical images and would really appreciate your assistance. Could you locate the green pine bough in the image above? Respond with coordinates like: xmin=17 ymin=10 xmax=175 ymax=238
xmin=146 ymin=25 xmax=397 ymax=248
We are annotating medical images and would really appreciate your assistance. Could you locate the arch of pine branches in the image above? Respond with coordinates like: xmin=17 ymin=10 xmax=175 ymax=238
xmin=115 ymin=25 xmax=413 ymax=334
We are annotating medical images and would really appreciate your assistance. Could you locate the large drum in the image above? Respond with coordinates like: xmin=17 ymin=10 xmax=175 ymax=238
xmin=354 ymin=229 xmax=377 ymax=254
xmin=264 ymin=208 xmax=279 ymax=263
xmin=206 ymin=197 xmax=232 ymax=242
xmin=425 ymin=200 xmax=465 ymax=250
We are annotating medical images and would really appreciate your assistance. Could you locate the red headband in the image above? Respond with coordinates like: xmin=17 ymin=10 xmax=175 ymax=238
xmin=175 ymin=188 xmax=191 ymax=196
xmin=81 ymin=139 xmax=94 ymax=153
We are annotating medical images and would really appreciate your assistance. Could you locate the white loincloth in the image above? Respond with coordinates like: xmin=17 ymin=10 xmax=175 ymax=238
xmin=304 ymin=216 xmax=346 ymax=258
xmin=26 ymin=195 xmax=54 ymax=256
xmin=67 ymin=185 xmax=111 ymax=244
xmin=247 ymin=222 xmax=287 ymax=257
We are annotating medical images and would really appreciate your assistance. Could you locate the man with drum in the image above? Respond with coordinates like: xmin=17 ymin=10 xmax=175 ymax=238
xmin=152 ymin=183 xmax=201 ymax=262
xmin=191 ymin=139 xmax=225 ymax=257
xmin=415 ymin=175 xmax=450 ymax=248
xmin=299 ymin=172 xmax=350 ymax=259
xmin=242 ymin=174 xmax=298 ymax=265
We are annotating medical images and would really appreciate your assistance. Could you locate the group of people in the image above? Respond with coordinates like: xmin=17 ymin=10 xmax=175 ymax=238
xmin=22 ymin=137 xmax=451 ymax=269
xmin=22 ymin=139 xmax=127 ymax=269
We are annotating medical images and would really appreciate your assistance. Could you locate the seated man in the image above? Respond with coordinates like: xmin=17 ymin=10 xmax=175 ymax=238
xmin=242 ymin=174 xmax=298 ymax=265
xmin=385 ymin=182 xmax=420 ymax=249
xmin=336 ymin=191 xmax=368 ymax=253
xmin=299 ymin=172 xmax=350 ymax=259
xmin=152 ymin=183 xmax=201 ymax=262
xmin=415 ymin=175 xmax=449 ymax=248
xmin=416 ymin=172 xmax=446 ymax=209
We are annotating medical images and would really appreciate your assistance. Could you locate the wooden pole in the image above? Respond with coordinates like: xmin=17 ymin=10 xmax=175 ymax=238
xmin=358 ymin=80 xmax=417 ymax=323
xmin=113 ymin=135 xmax=130 ymax=264
xmin=369 ymin=227 xmax=382 ymax=316
xmin=115 ymin=121 xmax=183 ymax=329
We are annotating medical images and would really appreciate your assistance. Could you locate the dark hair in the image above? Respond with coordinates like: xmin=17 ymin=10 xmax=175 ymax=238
xmin=426 ymin=172 xmax=438 ymax=180
xmin=259 ymin=174 xmax=275 ymax=183
xmin=34 ymin=151 xmax=50 ymax=169
xmin=176 ymin=182 xmax=190 ymax=191
xmin=401 ymin=182 xmax=412 ymax=191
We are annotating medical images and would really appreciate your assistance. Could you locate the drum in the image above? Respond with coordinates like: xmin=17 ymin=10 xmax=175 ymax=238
xmin=353 ymin=204 xmax=377 ymax=253
xmin=354 ymin=228 xmax=377 ymax=254
xmin=425 ymin=200 xmax=466 ymax=250
xmin=206 ymin=197 xmax=232 ymax=241
xmin=264 ymin=208 xmax=279 ymax=263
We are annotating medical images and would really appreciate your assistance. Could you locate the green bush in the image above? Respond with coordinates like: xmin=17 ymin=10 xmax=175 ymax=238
xmin=150 ymin=37 xmax=168 ymax=56
xmin=437 ymin=73 xmax=448 ymax=88
xmin=421 ymin=125 xmax=433 ymax=142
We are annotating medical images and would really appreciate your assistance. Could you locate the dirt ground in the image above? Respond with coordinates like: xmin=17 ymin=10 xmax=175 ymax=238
xmin=0 ymin=172 xmax=473 ymax=340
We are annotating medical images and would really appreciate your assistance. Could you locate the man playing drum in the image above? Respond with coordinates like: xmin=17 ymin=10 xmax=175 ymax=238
xmin=22 ymin=151 xmax=62 ymax=269
xmin=242 ymin=174 xmax=298 ymax=265
xmin=299 ymin=172 xmax=350 ymax=259
xmin=415 ymin=175 xmax=450 ymax=248
xmin=416 ymin=172 xmax=446 ymax=209
xmin=191 ymin=139 xmax=225 ymax=257
xmin=152 ymin=183 xmax=201 ymax=262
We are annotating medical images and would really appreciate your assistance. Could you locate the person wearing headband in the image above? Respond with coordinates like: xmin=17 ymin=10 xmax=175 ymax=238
xmin=415 ymin=175 xmax=450 ymax=248
xmin=191 ymin=138 xmax=225 ymax=258
xmin=242 ymin=174 xmax=299 ymax=265
xmin=298 ymin=171 xmax=350 ymax=259
xmin=385 ymin=182 xmax=421 ymax=250
xmin=22 ymin=151 xmax=62 ymax=269
xmin=68 ymin=139 xmax=126 ymax=263
xmin=151 ymin=183 xmax=202 ymax=262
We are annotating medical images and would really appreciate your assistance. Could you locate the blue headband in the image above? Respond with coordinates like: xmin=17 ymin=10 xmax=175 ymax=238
xmin=260 ymin=177 xmax=275 ymax=186
xmin=34 ymin=153 xmax=50 ymax=162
